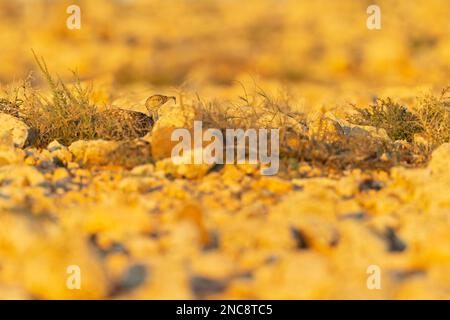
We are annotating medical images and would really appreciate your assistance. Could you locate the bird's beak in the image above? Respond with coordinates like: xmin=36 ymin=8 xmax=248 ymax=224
xmin=170 ymin=96 xmax=177 ymax=104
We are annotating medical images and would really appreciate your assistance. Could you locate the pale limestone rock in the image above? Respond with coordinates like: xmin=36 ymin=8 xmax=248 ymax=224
xmin=69 ymin=140 xmax=116 ymax=166
xmin=0 ymin=113 xmax=36 ymax=147
xmin=0 ymin=165 xmax=45 ymax=187
xmin=69 ymin=139 xmax=151 ymax=168
xmin=429 ymin=143 xmax=450 ymax=174
xmin=153 ymin=105 xmax=196 ymax=130
xmin=21 ymin=231 xmax=108 ymax=299
xmin=345 ymin=124 xmax=390 ymax=141
xmin=150 ymin=105 xmax=197 ymax=160
xmin=150 ymin=125 xmax=187 ymax=160
xmin=325 ymin=112 xmax=390 ymax=141
xmin=47 ymin=140 xmax=73 ymax=165
xmin=0 ymin=131 xmax=26 ymax=165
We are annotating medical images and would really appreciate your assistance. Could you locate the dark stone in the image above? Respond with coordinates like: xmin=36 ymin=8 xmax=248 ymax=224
xmin=52 ymin=156 xmax=65 ymax=167
xmin=202 ymin=231 xmax=220 ymax=251
xmin=385 ymin=227 xmax=407 ymax=253
xmin=329 ymin=231 xmax=340 ymax=247
xmin=119 ymin=264 xmax=148 ymax=292
xmin=264 ymin=255 xmax=279 ymax=265
xmin=359 ymin=179 xmax=383 ymax=192
xmin=89 ymin=234 xmax=129 ymax=257
xmin=234 ymin=271 xmax=253 ymax=280
xmin=290 ymin=227 xmax=309 ymax=250
xmin=207 ymin=163 xmax=225 ymax=174
xmin=190 ymin=276 xmax=227 ymax=298
xmin=390 ymin=269 xmax=425 ymax=281
xmin=145 ymin=185 xmax=164 ymax=193
xmin=338 ymin=212 xmax=367 ymax=220
xmin=148 ymin=231 xmax=162 ymax=239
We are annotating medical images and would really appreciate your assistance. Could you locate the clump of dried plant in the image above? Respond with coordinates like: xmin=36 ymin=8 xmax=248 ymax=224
xmin=348 ymin=98 xmax=423 ymax=142
xmin=0 ymin=54 xmax=152 ymax=147
xmin=413 ymin=87 xmax=449 ymax=146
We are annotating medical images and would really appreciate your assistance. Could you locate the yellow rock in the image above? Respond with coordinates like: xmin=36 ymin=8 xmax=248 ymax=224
xmin=69 ymin=140 xmax=117 ymax=166
xmin=0 ymin=165 xmax=45 ymax=187
xmin=429 ymin=143 xmax=450 ymax=174
xmin=21 ymin=232 xmax=108 ymax=299
xmin=52 ymin=167 xmax=71 ymax=184
xmin=252 ymin=253 xmax=333 ymax=299
xmin=252 ymin=176 xmax=292 ymax=194
xmin=47 ymin=140 xmax=73 ymax=165
xmin=0 ymin=113 xmax=35 ymax=148
xmin=69 ymin=139 xmax=151 ymax=168
xmin=0 ymin=131 xmax=25 ymax=165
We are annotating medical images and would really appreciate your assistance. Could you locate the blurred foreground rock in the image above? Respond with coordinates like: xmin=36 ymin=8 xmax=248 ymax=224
xmin=0 ymin=165 xmax=45 ymax=186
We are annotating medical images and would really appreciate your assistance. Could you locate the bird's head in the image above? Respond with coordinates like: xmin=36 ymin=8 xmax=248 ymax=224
xmin=145 ymin=95 xmax=176 ymax=113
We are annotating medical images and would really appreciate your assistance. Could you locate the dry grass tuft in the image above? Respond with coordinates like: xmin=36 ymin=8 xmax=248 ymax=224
xmin=193 ymin=88 xmax=430 ymax=173
xmin=294 ymin=132 xmax=429 ymax=172
xmin=413 ymin=87 xmax=449 ymax=146
xmin=193 ymin=86 xmax=306 ymax=133
xmin=0 ymin=54 xmax=152 ymax=147
xmin=348 ymin=98 xmax=422 ymax=142
xmin=19 ymin=55 xmax=98 ymax=147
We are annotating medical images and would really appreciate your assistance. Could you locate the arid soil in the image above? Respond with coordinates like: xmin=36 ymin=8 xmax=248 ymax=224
xmin=0 ymin=0 xmax=449 ymax=299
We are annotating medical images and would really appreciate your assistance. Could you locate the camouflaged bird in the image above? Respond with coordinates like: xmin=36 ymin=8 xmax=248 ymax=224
xmin=97 ymin=95 xmax=176 ymax=139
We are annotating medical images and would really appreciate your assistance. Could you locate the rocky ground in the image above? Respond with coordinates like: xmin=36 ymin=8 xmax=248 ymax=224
xmin=0 ymin=96 xmax=449 ymax=299
xmin=0 ymin=0 xmax=449 ymax=300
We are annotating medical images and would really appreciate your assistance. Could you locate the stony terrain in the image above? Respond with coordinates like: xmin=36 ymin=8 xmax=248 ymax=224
xmin=0 ymin=94 xmax=449 ymax=299
xmin=0 ymin=0 xmax=449 ymax=300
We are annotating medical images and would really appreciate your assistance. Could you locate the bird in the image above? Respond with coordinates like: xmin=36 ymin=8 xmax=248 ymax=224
xmin=145 ymin=94 xmax=176 ymax=121
xmin=96 ymin=94 xmax=176 ymax=139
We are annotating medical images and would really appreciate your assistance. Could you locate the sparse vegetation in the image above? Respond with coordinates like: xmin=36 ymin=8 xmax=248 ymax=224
xmin=1 ymin=54 xmax=153 ymax=147
xmin=413 ymin=87 xmax=450 ymax=146
xmin=20 ymin=54 xmax=98 ymax=147
xmin=191 ymin=88 xmax=433 ymax=173
xmin=348 ymin=98 xmax=423 ymax=142
xmin=0 ymin=66 xmax=441 ymax=174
